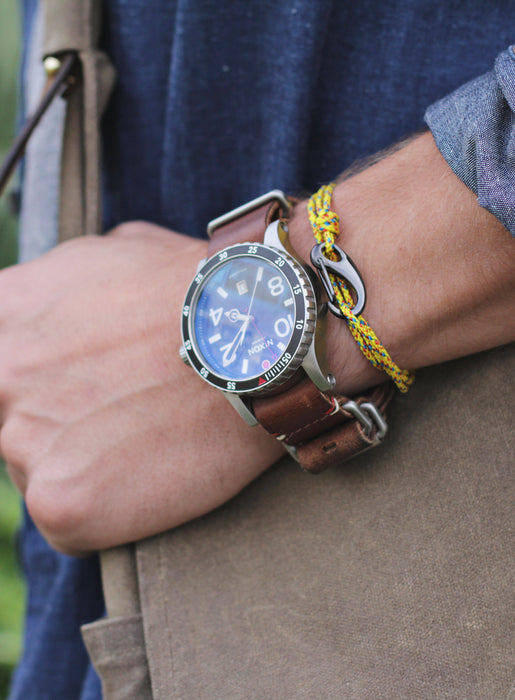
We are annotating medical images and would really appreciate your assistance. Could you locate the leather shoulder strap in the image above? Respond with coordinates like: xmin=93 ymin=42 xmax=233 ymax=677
xmin=42 ymin=0 xmax=115 ymax=240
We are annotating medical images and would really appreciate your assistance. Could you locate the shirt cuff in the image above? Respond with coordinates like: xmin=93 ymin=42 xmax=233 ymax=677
xmin=425 ymin=47 xmax=515 ymax=237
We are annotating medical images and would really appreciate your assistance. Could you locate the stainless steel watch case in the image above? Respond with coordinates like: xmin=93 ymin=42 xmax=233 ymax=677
xmin=180 ymin=219 xmax=335 ymax=426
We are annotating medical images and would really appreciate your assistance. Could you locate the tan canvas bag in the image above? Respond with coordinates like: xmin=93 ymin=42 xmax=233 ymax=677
xmin=83 ymin=347 xmax=514 ymax=699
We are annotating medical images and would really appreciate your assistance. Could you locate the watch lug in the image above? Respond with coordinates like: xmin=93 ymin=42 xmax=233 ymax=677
xmin=265 ymin=220 xmax=317 ymax=284
xmin=196 ymin=257 xmax=207 ymax=271
xmin=221 ymin=391 xmax=259 ymax=426
xmin=263 ymin=220 xmax=300 ymax=261
xmin=302 ymin=307 xmax=335 ymax=391
xmin=265 ymin=220 xmax=335 ymax=392
xmin=263 ymin=218 xmax=285 ymax=248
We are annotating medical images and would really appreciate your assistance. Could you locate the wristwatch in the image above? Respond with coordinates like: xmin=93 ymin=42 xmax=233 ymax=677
xmin=180 ymin=191 xmax=393 ymax=472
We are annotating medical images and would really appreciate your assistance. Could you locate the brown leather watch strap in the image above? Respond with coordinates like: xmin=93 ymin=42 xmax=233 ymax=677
xmin=208 ymin=203 xmax=273 ymax=256
xmin=207 ymin=200 xmax=286 ymax=256
xmin=252 ymin=376 xmax=394 ymax=473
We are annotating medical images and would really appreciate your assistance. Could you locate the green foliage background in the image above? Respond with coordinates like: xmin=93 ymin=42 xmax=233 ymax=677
xmin=0 ymin=3 xmax=24 ymax=699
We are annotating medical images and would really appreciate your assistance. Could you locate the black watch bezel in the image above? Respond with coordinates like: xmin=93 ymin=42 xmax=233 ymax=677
xmin=181 ymin=242 xmax=315 ymax=394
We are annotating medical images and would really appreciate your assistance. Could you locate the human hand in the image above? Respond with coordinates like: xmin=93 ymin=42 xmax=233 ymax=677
xmin=2 ymin=133 xmax=513 ymax=556
xmin=0 ymin=224 xmax=283 ymax=554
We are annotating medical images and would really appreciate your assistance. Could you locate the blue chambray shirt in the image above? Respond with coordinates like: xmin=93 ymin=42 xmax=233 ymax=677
xmin=9 ymin=1 xmax=515 ymax=698
xmin=426 ymin=48 xmax=515 ymax=235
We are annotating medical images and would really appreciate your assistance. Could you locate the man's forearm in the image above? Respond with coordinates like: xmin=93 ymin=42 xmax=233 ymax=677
xmin=288 ymin=131 xmax=515 ymax=395
xmin=1 ymin=131 xmax=513 ymax=554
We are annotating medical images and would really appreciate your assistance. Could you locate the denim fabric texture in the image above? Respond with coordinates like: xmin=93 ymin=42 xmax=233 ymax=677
xmin=99 ymin=0 xmax=515 ymax=240
xmin=8 ymin=507 xmax=103 ymax=699
xmin=10 ymin=0 xmax=515 ymax=698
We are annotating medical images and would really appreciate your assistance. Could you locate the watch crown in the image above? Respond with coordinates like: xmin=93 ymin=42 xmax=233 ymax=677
xmin=179 ymin=345 xmax=191 ymax=367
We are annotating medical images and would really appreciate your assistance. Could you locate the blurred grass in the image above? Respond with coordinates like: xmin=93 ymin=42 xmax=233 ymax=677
xmin=0 ymin=3 xmax=20 ymax=267
xmin=0 ymin=3 xmax=24 ymax=699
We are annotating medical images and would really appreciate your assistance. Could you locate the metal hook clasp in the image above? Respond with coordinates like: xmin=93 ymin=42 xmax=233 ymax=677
xmin=310 ymin=242 xmax=367 ymax=317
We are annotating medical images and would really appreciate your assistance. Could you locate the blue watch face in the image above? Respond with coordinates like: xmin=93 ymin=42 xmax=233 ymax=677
xmin=181 ymin=242 xmax=313 ymax=393
xmin=194 ymin=255 xmax=294 ymax=381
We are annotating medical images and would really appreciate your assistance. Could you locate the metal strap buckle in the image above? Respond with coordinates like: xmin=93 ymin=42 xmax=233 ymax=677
xmin=206 ymin=190 xmax=291 ymax=238
xmin=342 ymin=400 xmax=388 ymax=441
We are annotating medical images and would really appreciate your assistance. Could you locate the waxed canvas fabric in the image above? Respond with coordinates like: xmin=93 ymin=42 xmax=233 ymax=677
xmin=83 ymin=343 xmax=514 ymax=699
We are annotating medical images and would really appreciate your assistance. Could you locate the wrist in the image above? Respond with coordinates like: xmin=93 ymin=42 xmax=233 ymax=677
xmin=287 ymin=198 xmax=387 ymax=395
xmin=287 ymin=131 xmax=515 ymax=397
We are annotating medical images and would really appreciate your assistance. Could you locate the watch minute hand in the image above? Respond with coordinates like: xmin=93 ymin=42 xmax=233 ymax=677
xmin=246 ymin=265 xmax=263 ymax=318
xmin=220 ymin=266 xmax=263 ymax=367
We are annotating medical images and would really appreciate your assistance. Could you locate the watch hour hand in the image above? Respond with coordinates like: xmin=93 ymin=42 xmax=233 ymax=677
xmin=225 ymin=308 xmax=252 ymax=323
xmin=220 ymin=316 xmax=251 ymax=366
xmin=220 ymin=266 xmax=263 ymax=366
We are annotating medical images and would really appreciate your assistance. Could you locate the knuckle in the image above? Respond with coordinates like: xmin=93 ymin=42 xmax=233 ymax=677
xmin=0 ymin=336 xmax=11 ymax=387
xmin=0 ymin=415 xmax=28 ymax=467
xmin=0 ymin=263 xmax=28 ymax=320
xmin=107 ymin=220 xmax=144 ymax=237
xmin=0 ymin=336 xmax=25 ymax=407
xmin=25 ymin=475 xmax=89 ymax=550
xmin=1 ymin=412 xmax=96 ymax=553
xmin=107 ymin=220 xmax=166 ymax=240
xmin=5 ymin=461 xmax=28 ymax=496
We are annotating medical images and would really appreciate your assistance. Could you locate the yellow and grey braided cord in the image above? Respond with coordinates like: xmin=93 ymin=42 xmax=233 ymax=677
xmin=308 ymin=183 xmax=414 ymax=392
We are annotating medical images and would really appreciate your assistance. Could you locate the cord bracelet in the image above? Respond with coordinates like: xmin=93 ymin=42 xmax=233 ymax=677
xmin=308 ymin=183 xmax=414 ymax=393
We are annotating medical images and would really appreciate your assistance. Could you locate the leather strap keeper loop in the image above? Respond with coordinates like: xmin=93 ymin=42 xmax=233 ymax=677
xmin=253 ymin=376 xmax=394 ymax=473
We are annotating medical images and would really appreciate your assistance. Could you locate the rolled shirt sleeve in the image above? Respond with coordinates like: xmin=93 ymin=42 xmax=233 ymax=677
xmin=425 ymin=46 xmax=515 ymax=237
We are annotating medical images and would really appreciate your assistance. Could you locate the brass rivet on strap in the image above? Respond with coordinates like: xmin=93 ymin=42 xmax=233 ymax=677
xmin=43 ymin=56 xmax=62 ymax=78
